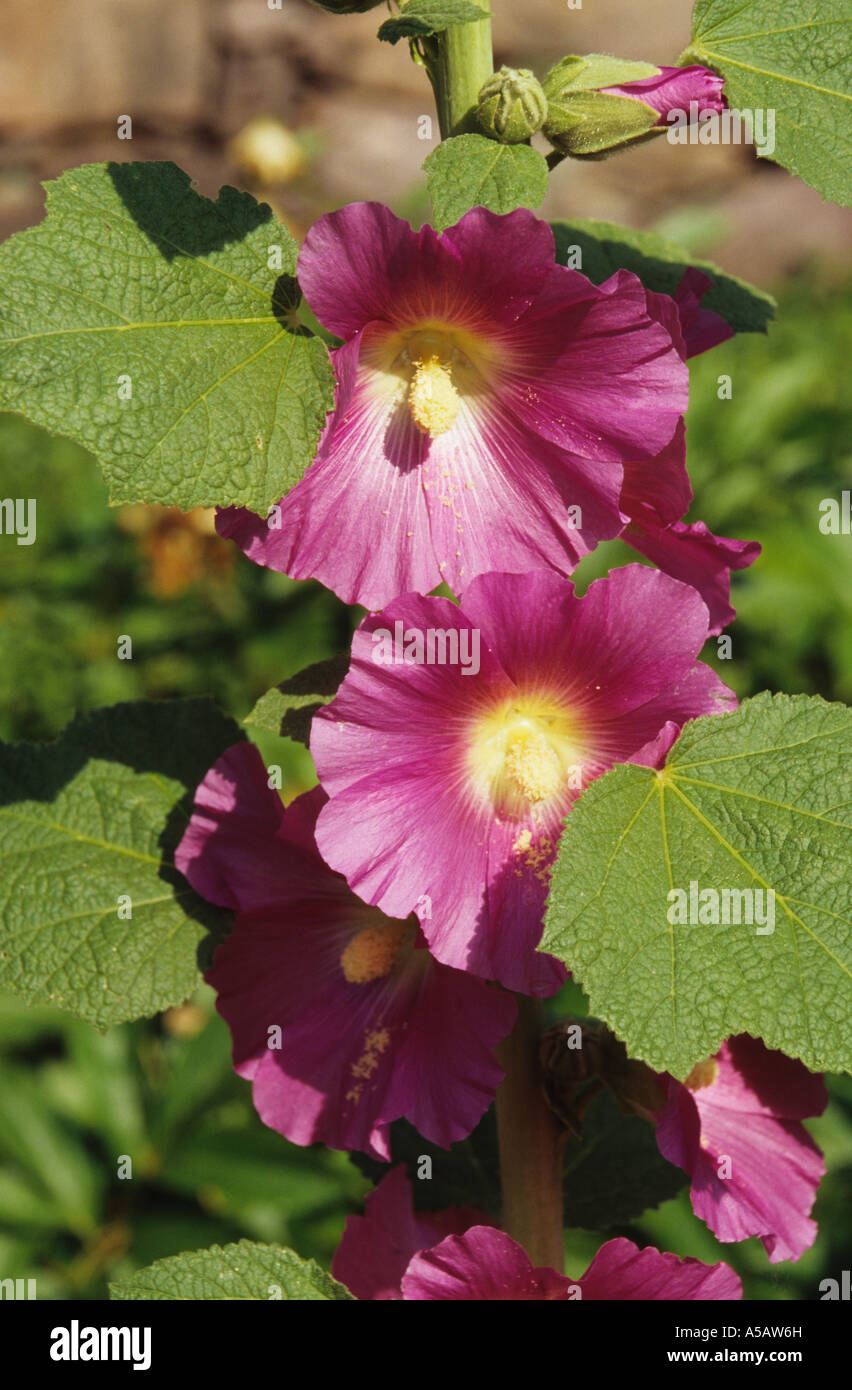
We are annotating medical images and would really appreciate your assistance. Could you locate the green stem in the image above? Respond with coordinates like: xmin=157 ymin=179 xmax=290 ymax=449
xmin=431 ymin=1 xmax=494 ymax=138
xmin=495 ymin=993 xmax=566 ymax=1272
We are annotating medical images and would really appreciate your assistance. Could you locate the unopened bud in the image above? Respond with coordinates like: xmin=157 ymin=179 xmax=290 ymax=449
xmin=543 ymin=53 xmax=663 ymax=157
xmin=476 ymin=66 xmax=548 ymax=144
xmin=540 ymin=1019 xmax=666 ymax=1134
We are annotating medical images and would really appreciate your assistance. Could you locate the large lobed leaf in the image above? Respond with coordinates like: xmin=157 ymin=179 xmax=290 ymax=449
xmin=245 ymin=654 xmax=350 ymax=746
xmin=0 ymin=162 xmax=334 ymax=513
xmin=110 ymin=1239 xmax=353 ymax=1300
xmin=0 ymin=699 xmax=241 ymax=1029
xmin=542 ymin=693 xmax=852 ymax=1078
xmin=683 ymin=0 xmax=852 ymax=206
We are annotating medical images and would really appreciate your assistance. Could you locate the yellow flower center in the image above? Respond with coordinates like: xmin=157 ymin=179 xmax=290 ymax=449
xmin=339 ymin=921 xmax=413 ymax=984
xmin=361 ymin=322 xmax=497 ymax=440
xmin=468 ymin=695 xmax=585 ymax=818
xmin=684 ymin=1058 xmax=719 ymax=1092
xmin=408 ymin=354 xmax=460 ymax=436
xmin=503 ymin=729 xmax=563 ymax=803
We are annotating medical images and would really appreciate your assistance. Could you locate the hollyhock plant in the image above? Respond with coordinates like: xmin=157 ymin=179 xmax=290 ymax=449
xmin=599 ymin=64 xmax=726 ymax=125
xmin=217 ymin=202 xmax=690 ymax=608
xmin=175 ymin=743 xmax=516 ymax=1159
xmin=654 ymin=1035 xmax=827 ymax=1263
xmin=333 ymin=1167 xmax=742 ymax=1300
xmin=311 ymin=565 xmax=736 ymax=996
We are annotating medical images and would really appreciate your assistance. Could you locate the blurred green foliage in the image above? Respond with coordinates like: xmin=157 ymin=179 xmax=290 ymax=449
xmin=0 ymin=987 xmax=368 ymax=1299
xmin=0 ymin=268 xmax=850 ymax=1300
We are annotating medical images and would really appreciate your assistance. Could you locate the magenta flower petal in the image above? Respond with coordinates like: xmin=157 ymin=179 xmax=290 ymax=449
xmin=332 ymin=1166 xmax=492 ymax=1300
xmin=400 ymin=1229 xmax=741 ymax=1300
xmin=177 ymin=743 xmax=515 ymax=1159
xmin=674 ymin=268 xmax=735 ymax=358
xmin=500 ymin=266 xmax=688 ymax=463
xmin=621 ymin=421 xmax=692 ymax=529
xmin=402 ymin=1228 xmax=573 ymax=1300
xmin=624 ymin=514 xmax=761 ymax=636
xmin=655 ymin=1037 xmax=827 ymax=1263
xmin=297 ymin=202 xmax=556 ymax=341
xmin=174 ymin=741 xmax=311 ymax=912
xmin=312 ymin=567 xmax=734 ymax=993
xmin=601 ymin=65 xmax=726 ymax=122
xmin=576 ymin=1236 xmax=742 ymax=1300
xmin=218 ymin=203 xmax=691 ymax=609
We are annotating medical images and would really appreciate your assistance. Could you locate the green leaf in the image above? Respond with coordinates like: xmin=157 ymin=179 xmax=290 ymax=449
xmin=0 ymin=162 xmax=335 ymax=513
xmin=351 ymin=1095 xmax=684 ymax=1228
xmin=351 ymin=1112 xmax=500 ymax=1215
xmin=542 ymin=693 xmax=852 ymax=1078
xmin=160 ymin=1126 xmax=348 ymax=1215
xmin=110 ymin=1239 xmax=354 ymax=1300
xmin=424 ymin=134 xmax=549 ymax=231
xmin=0 ymin=1066 xmax=103 ymax=1236
xmin=683 ymin=0 xmax=852 ymax=205
xmin=543 ymin=54 xmax=661 ymax=93
xmin=551 ymin=218 xmax=775 ymax=333
xmin=378 ymin=0 xmax=487 ymax=44
xmin=561 ymin=1090 xmax=686 ymax=1227
xmin=245 ymin=654 xmax=350 ymax=746
xmin=0 ymin=699 xmax=242 ymax=1029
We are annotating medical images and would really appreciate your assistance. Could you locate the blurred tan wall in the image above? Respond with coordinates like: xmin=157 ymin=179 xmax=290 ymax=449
xmin=0 ymin=0 xmax=848 ymax=284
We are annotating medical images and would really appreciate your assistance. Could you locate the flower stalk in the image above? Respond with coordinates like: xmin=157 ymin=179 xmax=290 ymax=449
xmin=495 ymin=993 xmax=567 ymax=1272
xmin=431 ymin=0 xmax=494 ymax=138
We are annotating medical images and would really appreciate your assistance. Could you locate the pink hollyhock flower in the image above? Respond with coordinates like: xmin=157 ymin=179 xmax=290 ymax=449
xmin=655 ymin=1035 xmax=827 ymax=1263
xmin=600 ymin=65 xmax=726 ymax=125
xmin=175 ymin=743 xmax=516 ymax=1160
xmin=217 ymin=202 xmax=689 ymax=608
xmin=312 ymin=565 xmax=735 ymax=996
xmin=333 ymin=1167 xmax=741 ymax=1300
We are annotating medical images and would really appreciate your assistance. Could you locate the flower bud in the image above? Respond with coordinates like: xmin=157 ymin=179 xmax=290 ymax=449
xmin=540 ymin=1019 xmax=665 ymax=1134
xmin=543 ymin=54 xmax=726 ymax=158
xmin=476 ymin=66 xmax=548 ymax=144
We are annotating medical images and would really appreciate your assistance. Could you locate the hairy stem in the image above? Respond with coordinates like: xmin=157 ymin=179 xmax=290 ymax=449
xmin=495 ymin=993 xmax=566 ymax=1272
xmin=431 ymin=1 xmax=494 ymax=138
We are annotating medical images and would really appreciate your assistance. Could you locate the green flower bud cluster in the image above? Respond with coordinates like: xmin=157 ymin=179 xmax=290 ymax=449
xmin=475 ymin=66 xmax=548 ymax=144
xmin=473 ymin=51 xmax=669 ymax=159
xmin=541 ymin=54 xmax=662 ymax=158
